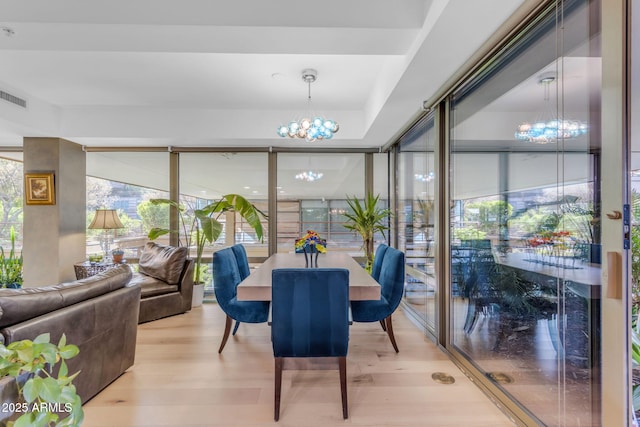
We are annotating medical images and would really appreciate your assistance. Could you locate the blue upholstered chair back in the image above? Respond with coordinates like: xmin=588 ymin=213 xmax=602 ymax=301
xmin=230 ymin=244 xmax=251 ymax=280
xmin=271 ymin=268 xmax=350 ymax=358
xmin=371 ymin=244 xmax=389 ymax=281
xmin=212 ymin=247 xmax=241 ymax=313
xmin=350 ymin=246 xmax=405 ymax=352
xmin=379 ymin=247 xmax=405 ymax=314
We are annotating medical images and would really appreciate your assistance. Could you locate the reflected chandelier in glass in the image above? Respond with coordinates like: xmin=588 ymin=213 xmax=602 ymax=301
xmin=295 ymin=170 xmax=323 ymax=182
xmin=277 ymin=69 xmax=339 ymax=142
xmin=514 ymin=73 xmax=588 ymax=144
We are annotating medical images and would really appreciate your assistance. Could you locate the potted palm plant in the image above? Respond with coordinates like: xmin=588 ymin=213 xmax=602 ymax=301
xmin=0 ymin=226 xmax=23 ymax=289
xmin=344 ymin=192 xmax=391 ymax=273
xmin=147 ymin=194 xmax=267 ymax=306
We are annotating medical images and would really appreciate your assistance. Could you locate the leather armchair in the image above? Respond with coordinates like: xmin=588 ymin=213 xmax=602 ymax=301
xmin=132 ymin=242 xmax=194 ymax=323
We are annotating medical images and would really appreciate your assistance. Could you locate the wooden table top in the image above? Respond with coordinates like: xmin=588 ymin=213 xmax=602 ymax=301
xmin=236 ymin=252 xmax=381 ymax=301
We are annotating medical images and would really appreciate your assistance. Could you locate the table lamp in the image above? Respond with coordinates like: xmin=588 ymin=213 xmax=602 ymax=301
xmin=89 ymin=209 xmax=124 ymax=260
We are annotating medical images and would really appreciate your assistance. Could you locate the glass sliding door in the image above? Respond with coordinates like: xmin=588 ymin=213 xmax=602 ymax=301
xmin=0 ymin=155 xmax=23 ymax=249
xmin=180 ymin=152 xmax=269 ymax=256
xmin=276 ymin=153 xmax=365 ymax=254
xmin=86 ymin=151 xmax=170 ymax=260
xmin=180 ymin=152 xmax=269 ymax=293
xmin=448 ymin=1 xmax=601 ymax=425
xmin=628 ymin=1 xmax=639 ymax=423
xmin=397 ymin=114 xmax=437 ymax=332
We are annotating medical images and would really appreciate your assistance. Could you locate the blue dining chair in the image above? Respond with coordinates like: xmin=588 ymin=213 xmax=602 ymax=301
xmin=370 ymin=243 xmax=390 ymax=332
xmin=370 ymin=243 xmax=389 ymax=281
xmin=230 ymin=243 xmax=251 ymax=280
xmin=212 ymin=247 xmax=269 ymax=353
xmin=271 ymin=268 xmax=350 ymax=421
xmin=228 ymin=243 xmax=252 ymax=335
xmin=350 ymin=246 xmax=405 ymax=352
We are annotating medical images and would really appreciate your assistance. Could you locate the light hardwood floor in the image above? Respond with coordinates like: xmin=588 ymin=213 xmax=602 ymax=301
xmin=83 ymin=302 xmax=516 ymax=427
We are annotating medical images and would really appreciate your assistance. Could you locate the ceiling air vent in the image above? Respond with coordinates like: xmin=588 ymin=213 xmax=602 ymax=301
xmin=0 ymin=90 xmax=27 ymax=108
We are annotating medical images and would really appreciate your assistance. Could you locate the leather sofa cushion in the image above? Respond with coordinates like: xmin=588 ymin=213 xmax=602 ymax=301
xmin=129 ymin=273 xmax=179 ymax=298
xmin=138 ymin=242 xmax=188 ymax=285
xmin=0 ymin=264 xmax=133 ymax=328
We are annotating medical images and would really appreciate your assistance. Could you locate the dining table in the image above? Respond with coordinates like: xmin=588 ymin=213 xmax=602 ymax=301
xmin=236 ymin=252 xmax=381 ymax=301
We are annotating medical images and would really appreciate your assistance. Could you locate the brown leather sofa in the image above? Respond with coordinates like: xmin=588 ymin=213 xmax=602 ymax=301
xmin=131 ymin=242 xmax=194 ymax=323
xmin=0 ymin=264 xmax=140 ymax=404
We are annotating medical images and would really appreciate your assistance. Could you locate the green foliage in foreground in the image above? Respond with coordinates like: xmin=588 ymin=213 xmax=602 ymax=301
xmin=0 ymin=333 xmax=83 ymax=427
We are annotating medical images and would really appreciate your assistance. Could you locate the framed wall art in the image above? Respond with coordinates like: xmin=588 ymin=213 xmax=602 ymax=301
xmin=25 ymin=172 xmax=55 ymax=205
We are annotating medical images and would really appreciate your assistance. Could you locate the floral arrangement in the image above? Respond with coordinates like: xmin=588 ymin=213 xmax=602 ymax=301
xmin=526 ymin=231 xmax=571 ymax=250
xmin=525 ymin=230 xmax=582 ymax=266
xmin=295 ymin=230 xmax=327 ymax=253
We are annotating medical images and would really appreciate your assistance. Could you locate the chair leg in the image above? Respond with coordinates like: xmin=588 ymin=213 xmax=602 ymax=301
xmin=379 ymin=320 xmax=387 ymax=331
xmin=218 ymin=315 xmax=233 ymax=353
xmin=274 ymin=357 xmax=283 ymax=422
xmin=385 ymin=315 xmax=399 ymax=353
xmin=339 ymin=356 xmax=348 ymax=419
xmin=232 ymin=320 xmax=241 ymax=336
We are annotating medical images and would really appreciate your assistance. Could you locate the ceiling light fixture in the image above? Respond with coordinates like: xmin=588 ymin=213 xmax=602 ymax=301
xmin=514 ymin=74 xmax=588 ymax=144
xmin=295 ymin=171 xmax=324 ymax=182
xmin=277 ymin=69 xmax=339 ymax=142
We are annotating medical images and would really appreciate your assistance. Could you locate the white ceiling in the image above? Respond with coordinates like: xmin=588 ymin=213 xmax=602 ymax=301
xmin=0 ymin=0 xmax=529 ymax=150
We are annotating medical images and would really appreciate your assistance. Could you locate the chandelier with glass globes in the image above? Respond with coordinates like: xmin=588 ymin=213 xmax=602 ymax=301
xmin=277 ymin=69 xmax=339 ymax=142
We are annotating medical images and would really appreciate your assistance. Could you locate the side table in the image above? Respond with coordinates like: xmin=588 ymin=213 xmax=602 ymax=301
xmin=74 ymin=261 xmax=120 ymax=280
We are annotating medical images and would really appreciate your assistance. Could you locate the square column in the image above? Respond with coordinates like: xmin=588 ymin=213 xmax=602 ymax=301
xmin=23 ymin=138 xmax=86 ymax=286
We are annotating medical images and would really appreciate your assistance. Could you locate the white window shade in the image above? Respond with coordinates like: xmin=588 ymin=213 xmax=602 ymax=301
xmin=452 ymin=152 xmax=591 ymax=201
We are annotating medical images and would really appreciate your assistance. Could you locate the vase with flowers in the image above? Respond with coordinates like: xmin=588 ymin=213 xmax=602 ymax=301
xmin=295 ymin=230 xmax=326 ymax=268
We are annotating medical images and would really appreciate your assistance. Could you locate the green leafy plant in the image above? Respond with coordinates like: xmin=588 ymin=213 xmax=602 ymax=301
xmin=632 ymin=305 xmax=640 ymax=362
xmin=560 ymin=199 xmax=597 ymax=244
xmin=630 ymin=193 xmax=640 ymax=419
xmin=632 ymin=191 xmax=640 ymax=306
xmin=465 ymin=200 xmax=513 ymax=235
xmin=416 ymin=199 xmax=434 ymax=230
xmin=343 ymin=193 xmax=391 ymax=273
xmin=632 ymin=226 xmax=640 ymax=307
xmin=633 ymin=384 xmax=640 ymax=423
xmin=0 ymin=333 xmax=83 ymax=427
xmin=147 ymin=194 xmax=267 ymax=284
xmin=0 ymin=226 xmax=23 ymax=289
xmin=632 ymin=305 xmax=640 ymax=419
xmin=453 ymin=227 xmax=487 ymax=241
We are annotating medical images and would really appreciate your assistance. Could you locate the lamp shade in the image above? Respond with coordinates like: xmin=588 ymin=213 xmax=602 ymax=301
xmin=89 ymin=209 xmax=124 ymax=230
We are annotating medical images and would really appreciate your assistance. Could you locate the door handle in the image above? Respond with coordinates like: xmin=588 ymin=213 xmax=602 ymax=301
xmin=606 ymin=251 xmax=622 ymax=299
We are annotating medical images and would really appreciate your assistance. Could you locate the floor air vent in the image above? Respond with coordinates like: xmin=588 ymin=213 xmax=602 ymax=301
xmin=0 ymin=90 xmax=27 ymax=108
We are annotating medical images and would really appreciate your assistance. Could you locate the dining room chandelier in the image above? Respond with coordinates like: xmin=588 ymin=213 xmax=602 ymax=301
xmin=514 ymin=74 xmax=588 ymax=144
xmin=277 ymin=69 xmax=339 ymax=142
